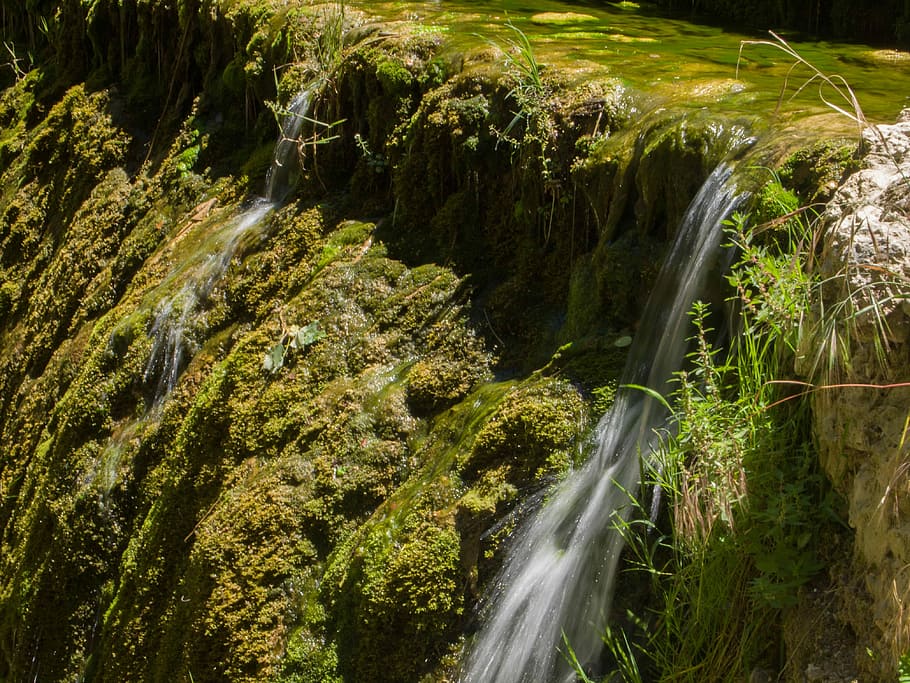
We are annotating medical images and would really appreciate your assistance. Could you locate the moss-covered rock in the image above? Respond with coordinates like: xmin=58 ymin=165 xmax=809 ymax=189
xmin=324 ymin=513 xmax=463 ymax=683
xmin=0 ymin=3 xmax=852 ymax=682
xmin=460 ymin=380 xmax=584 ymax=485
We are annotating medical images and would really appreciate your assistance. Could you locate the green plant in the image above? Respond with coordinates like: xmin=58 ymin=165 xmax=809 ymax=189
xmin=495 ymin=19 xmax=545 ymax=117
xmin=266 ymin=100 xmax=345 ymax=155
xmin=899 ymin=651 xmax=910 ymax=683
xmin=735 ymin=37 xmax=910 ymax=389
xmin=315 ymin=2 xmax=347 ymax=84
xmin=599 ymin=194 xmax=845 ymax=680
xmin=265 ymin=96 xmax=345 ymax=191
xmin=485 ymin=19 xmax=549 ymax=150
xmin=263 ymin=319 xmax=327 ymax=374
xmin=736 ymin=31 xmax=867 ymax=132
xmin=354 ymin=133 xmax=387 ymax=173
xmin=483 ymin=19 xmax=562 ymax=243
xmin=561 ymin=631 xmax=597 ymax=683
xmin=739 ymin=170 xmax=908 ymax=388
xmin=601 ymin=622 xmax=645 ymax=683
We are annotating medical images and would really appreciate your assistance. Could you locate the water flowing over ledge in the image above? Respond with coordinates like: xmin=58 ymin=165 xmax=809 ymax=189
xmin=141 ymin=86 xmax=315 ymax=407
xmin=0 ymin=2 xmax=905 ymax=680
xmin=460 ymin=163 xmax=745 ymax=683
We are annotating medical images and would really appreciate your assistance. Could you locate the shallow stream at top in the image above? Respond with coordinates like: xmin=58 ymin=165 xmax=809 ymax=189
xmin=351 ymin=0 xmax=910 ymax=125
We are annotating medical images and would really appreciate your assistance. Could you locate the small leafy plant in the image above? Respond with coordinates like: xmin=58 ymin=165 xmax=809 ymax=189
xmin=596 ymin=184 xmax=846 ymax=680
xmin=485 ymin=19 xmax=551 ymax=157
xmin=482 ymin=19 xmax=562 ymax=243
xmin=263 ymin=320 xmax=327 ymax=374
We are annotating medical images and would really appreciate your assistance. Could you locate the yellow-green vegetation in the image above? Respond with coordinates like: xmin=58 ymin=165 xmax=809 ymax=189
xmin=591 ymin=168 xmax=851 ymax=682
xmin=0 ymin=1 xmax=879 ymax=682
xmin=0 ymin=53 xmax=600 ymax=677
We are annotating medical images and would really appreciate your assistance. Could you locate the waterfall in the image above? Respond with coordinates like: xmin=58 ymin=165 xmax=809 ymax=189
xmin=460 ymin=164 xmax=744 ymax=683
xmin=84 ymin=85 xmax=316 ymax=498
xmin=265 ymin=88 xmax=312 ymax=202
xmin=141 ymin=86 xmax=314 ymax=406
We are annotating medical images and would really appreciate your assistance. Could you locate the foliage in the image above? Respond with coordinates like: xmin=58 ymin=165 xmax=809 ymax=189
xmin=737 ymin=35 xmax=909 ymax=389
xmin=489 ymin=19 xmax=551 ymax=158
xmin=900 ymin=652 xmax=910 ymax=683
xmin=600 ymin=177 xmax=844 ymax=681
xmin=483 ymin=19 xmax=562 ymax=241
xmin=3 ymin=3 xmax=900 ymax=682
xmin=314 ymin=2 xmax=347 ymax=83
xmin=493 ymin=19 xmax=544 ymax=114
xmin=262 ymin=320 xmax=327 ymax=374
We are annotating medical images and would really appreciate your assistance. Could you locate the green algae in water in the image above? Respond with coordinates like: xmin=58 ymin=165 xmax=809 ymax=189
xmin=530 ymin=12 xmax=598 ymax=25
xmin=349 ymin=0 xmax=910 ymax=121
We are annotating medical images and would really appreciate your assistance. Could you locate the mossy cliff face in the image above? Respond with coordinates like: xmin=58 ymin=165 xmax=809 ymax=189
xmin=0 ymin=10 xmax=606 ymax=680
xmin=0 ymin=2 xmax=858 ymax=682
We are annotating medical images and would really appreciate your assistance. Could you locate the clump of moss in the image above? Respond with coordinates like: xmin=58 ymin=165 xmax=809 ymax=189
xmin=777 ymin=138 xmax=859 ymax=204
xmin=389 ymin=76 xmax=498 ymax=267
xmin=172 ymin=462 xmax=320 ymax=682
xmin=460 ymin=379 xmax=585 ymax=485
xmin=406 ymin=316 xmax=492 ymax=414
xmin=323 ymin=511 xmax=463 ymax=683
xmin=449 ymin=377 xmax=588 ymax=603
xmin=753 ymin=175 xmax=800 ymax=226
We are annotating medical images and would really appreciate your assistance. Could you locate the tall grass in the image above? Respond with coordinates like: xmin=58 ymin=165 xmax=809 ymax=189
xmin=315 ymin=1 xmax=347 ymax=87
xmin=483 ymin=19 xmax=561 ymax=243
xmin=593 ymin=180 xmax=845 ymax=681
xmin=737 ymin=31 xmax=910 ymax=385
xmin=736 ymin=31 xmax=867 ymax=132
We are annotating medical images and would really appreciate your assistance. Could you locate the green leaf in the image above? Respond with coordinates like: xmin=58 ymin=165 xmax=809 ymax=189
xmin=263 ymin=342 xmax=286 ymax=373
xmin=621 ymin=384 xmax=672 ymax=412
xmin=898 ymin=652 xmax=910 ymax=682
xmin=292 ymin=321 xmax=326 ymax=349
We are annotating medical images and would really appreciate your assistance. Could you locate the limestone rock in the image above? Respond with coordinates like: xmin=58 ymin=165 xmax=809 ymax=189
xmin=811 ymin=110 xmax=910 ymax=681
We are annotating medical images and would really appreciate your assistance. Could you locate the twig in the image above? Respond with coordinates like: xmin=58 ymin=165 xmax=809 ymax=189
xmin=761 ymin=378 xmax=910 ymax=410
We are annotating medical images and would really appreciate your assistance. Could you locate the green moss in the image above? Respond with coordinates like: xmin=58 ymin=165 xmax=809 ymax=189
xmin=376 ymin=58 xmax=414 ymax=97
xmin=324 ymin=512 xmax=463 ymax=683
xmin=530 ymin=11 xmax=599 ymax=25
xmin=405 ymin=312 xmax=492 ymax=414
xmin=461 ymin=379 xmax=585 ymax=484
xmin=778 ymin=138 xmax=859 ymax=204
xmin=544 ymin=336 xmax=628 ymax=409
xmin=0 ymin=280 xmax=18 ymax=318
xmin=457 ymin=465 xmax=519 ymax=520
xmin=636 ymin=111 xmax=750 ymax=239
xmin=278 ymin=625 xmax=343 ymax=683
xmin=754 ymin=177 xmax=799 ymax=226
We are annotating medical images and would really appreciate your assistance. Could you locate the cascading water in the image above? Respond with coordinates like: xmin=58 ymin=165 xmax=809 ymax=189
xmin=460 ymin=163 xmax=745 ymax=683
xmin=84 ymin=85 xmax=316 ymax=498
xmin=265 ymin=88 xmax=312 ymax=202
xmin=141 ymin=85 xmax=314 ymax=406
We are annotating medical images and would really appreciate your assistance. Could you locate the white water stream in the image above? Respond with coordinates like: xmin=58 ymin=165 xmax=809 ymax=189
xmin=142 ymin=87 xmax=313 ymax=406
xmin=86 ymin=86 xmax=315 ymax=498
xmin=460 ymin=164 xmax=743 ymax=683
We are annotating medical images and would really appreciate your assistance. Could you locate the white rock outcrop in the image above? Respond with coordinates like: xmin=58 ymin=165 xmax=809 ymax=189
xmin=812 ymin=111 xmax=910 ymax=681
